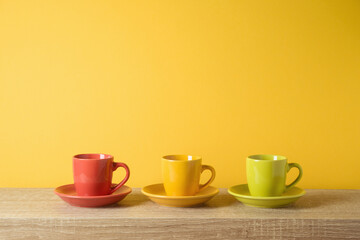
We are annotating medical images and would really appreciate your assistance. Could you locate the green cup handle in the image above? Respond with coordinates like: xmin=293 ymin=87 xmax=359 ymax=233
xmin=286 ymin=163 xmax=303 ymax=190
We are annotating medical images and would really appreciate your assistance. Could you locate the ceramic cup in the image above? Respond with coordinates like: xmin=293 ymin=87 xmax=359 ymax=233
xmin=73 ymin=153 xmax=130 ymax=196
xmin=246 ymin=154 xmax=303 ymax=197
xmin=162 ymin=155 xmax=215 ymax=196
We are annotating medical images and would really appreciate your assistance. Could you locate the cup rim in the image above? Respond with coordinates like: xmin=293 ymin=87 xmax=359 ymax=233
xmin=247 ymin=154 xmax=287 ymax=161
xmin=73 ymin=153 xmax=113 ymax=160
xmin=162 ymin=154 xmax=201 ymax=162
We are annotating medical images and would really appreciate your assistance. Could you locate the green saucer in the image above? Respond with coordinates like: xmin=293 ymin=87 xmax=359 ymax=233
xmin=228 ymin=184 xmax=305 ymax=208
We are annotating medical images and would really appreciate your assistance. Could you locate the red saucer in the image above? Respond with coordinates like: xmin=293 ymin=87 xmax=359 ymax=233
xmin=54 ymin=184 xmax=132 ymax=207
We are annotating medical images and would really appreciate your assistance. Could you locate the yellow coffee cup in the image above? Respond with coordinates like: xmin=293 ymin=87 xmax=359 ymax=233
xmin=162 ymin=155 xmax=216 ymax=196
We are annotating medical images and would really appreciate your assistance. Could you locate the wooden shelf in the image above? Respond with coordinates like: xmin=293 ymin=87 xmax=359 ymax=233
xmin=0 ymin=188 xmax=359 ymax=239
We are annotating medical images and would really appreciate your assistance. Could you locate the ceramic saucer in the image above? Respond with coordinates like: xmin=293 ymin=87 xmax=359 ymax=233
xmin=54 ymin=184 xmax=132 ymax=207
xmin=228 ymin=184 xmax=305 ymax=208
xmin=141 ymin=183 xmax=219 ymax=207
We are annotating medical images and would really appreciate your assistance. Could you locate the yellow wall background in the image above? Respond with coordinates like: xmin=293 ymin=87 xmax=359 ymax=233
xmin=1 ymin=0 xmax=359 ymax=189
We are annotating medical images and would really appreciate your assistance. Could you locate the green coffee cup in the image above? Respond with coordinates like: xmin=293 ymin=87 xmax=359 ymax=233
xmin=246 ymin=154 xmax=303 ymax=197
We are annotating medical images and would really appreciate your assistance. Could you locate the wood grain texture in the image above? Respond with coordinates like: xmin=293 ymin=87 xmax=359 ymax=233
xmin=0 ymin=188 xmax=359 ymax=239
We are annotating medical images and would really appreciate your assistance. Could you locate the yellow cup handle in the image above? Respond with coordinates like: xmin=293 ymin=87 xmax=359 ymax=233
xmin=199 ymin=165 xmax=216 ymax=192
xmin=286 ymin=163 xmax=303 ymax=190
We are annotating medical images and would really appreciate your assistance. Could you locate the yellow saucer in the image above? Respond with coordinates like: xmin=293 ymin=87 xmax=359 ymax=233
xmin=141 ymin=183 xmax=219 ymax=207
xmin=228 ymin=184 xmax=305 ymax=208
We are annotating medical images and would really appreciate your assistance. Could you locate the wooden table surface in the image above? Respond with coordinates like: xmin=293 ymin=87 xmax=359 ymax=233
xmin=0 ymin=188 xmax=359 ymax=239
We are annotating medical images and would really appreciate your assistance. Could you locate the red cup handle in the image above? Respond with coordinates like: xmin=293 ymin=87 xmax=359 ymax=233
xmin=110 ymin=162 xmax=130 ymax=194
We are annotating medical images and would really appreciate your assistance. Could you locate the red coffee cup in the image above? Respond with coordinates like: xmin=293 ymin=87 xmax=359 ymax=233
xmin=73 ymin=153 xmax=130 ymax=196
